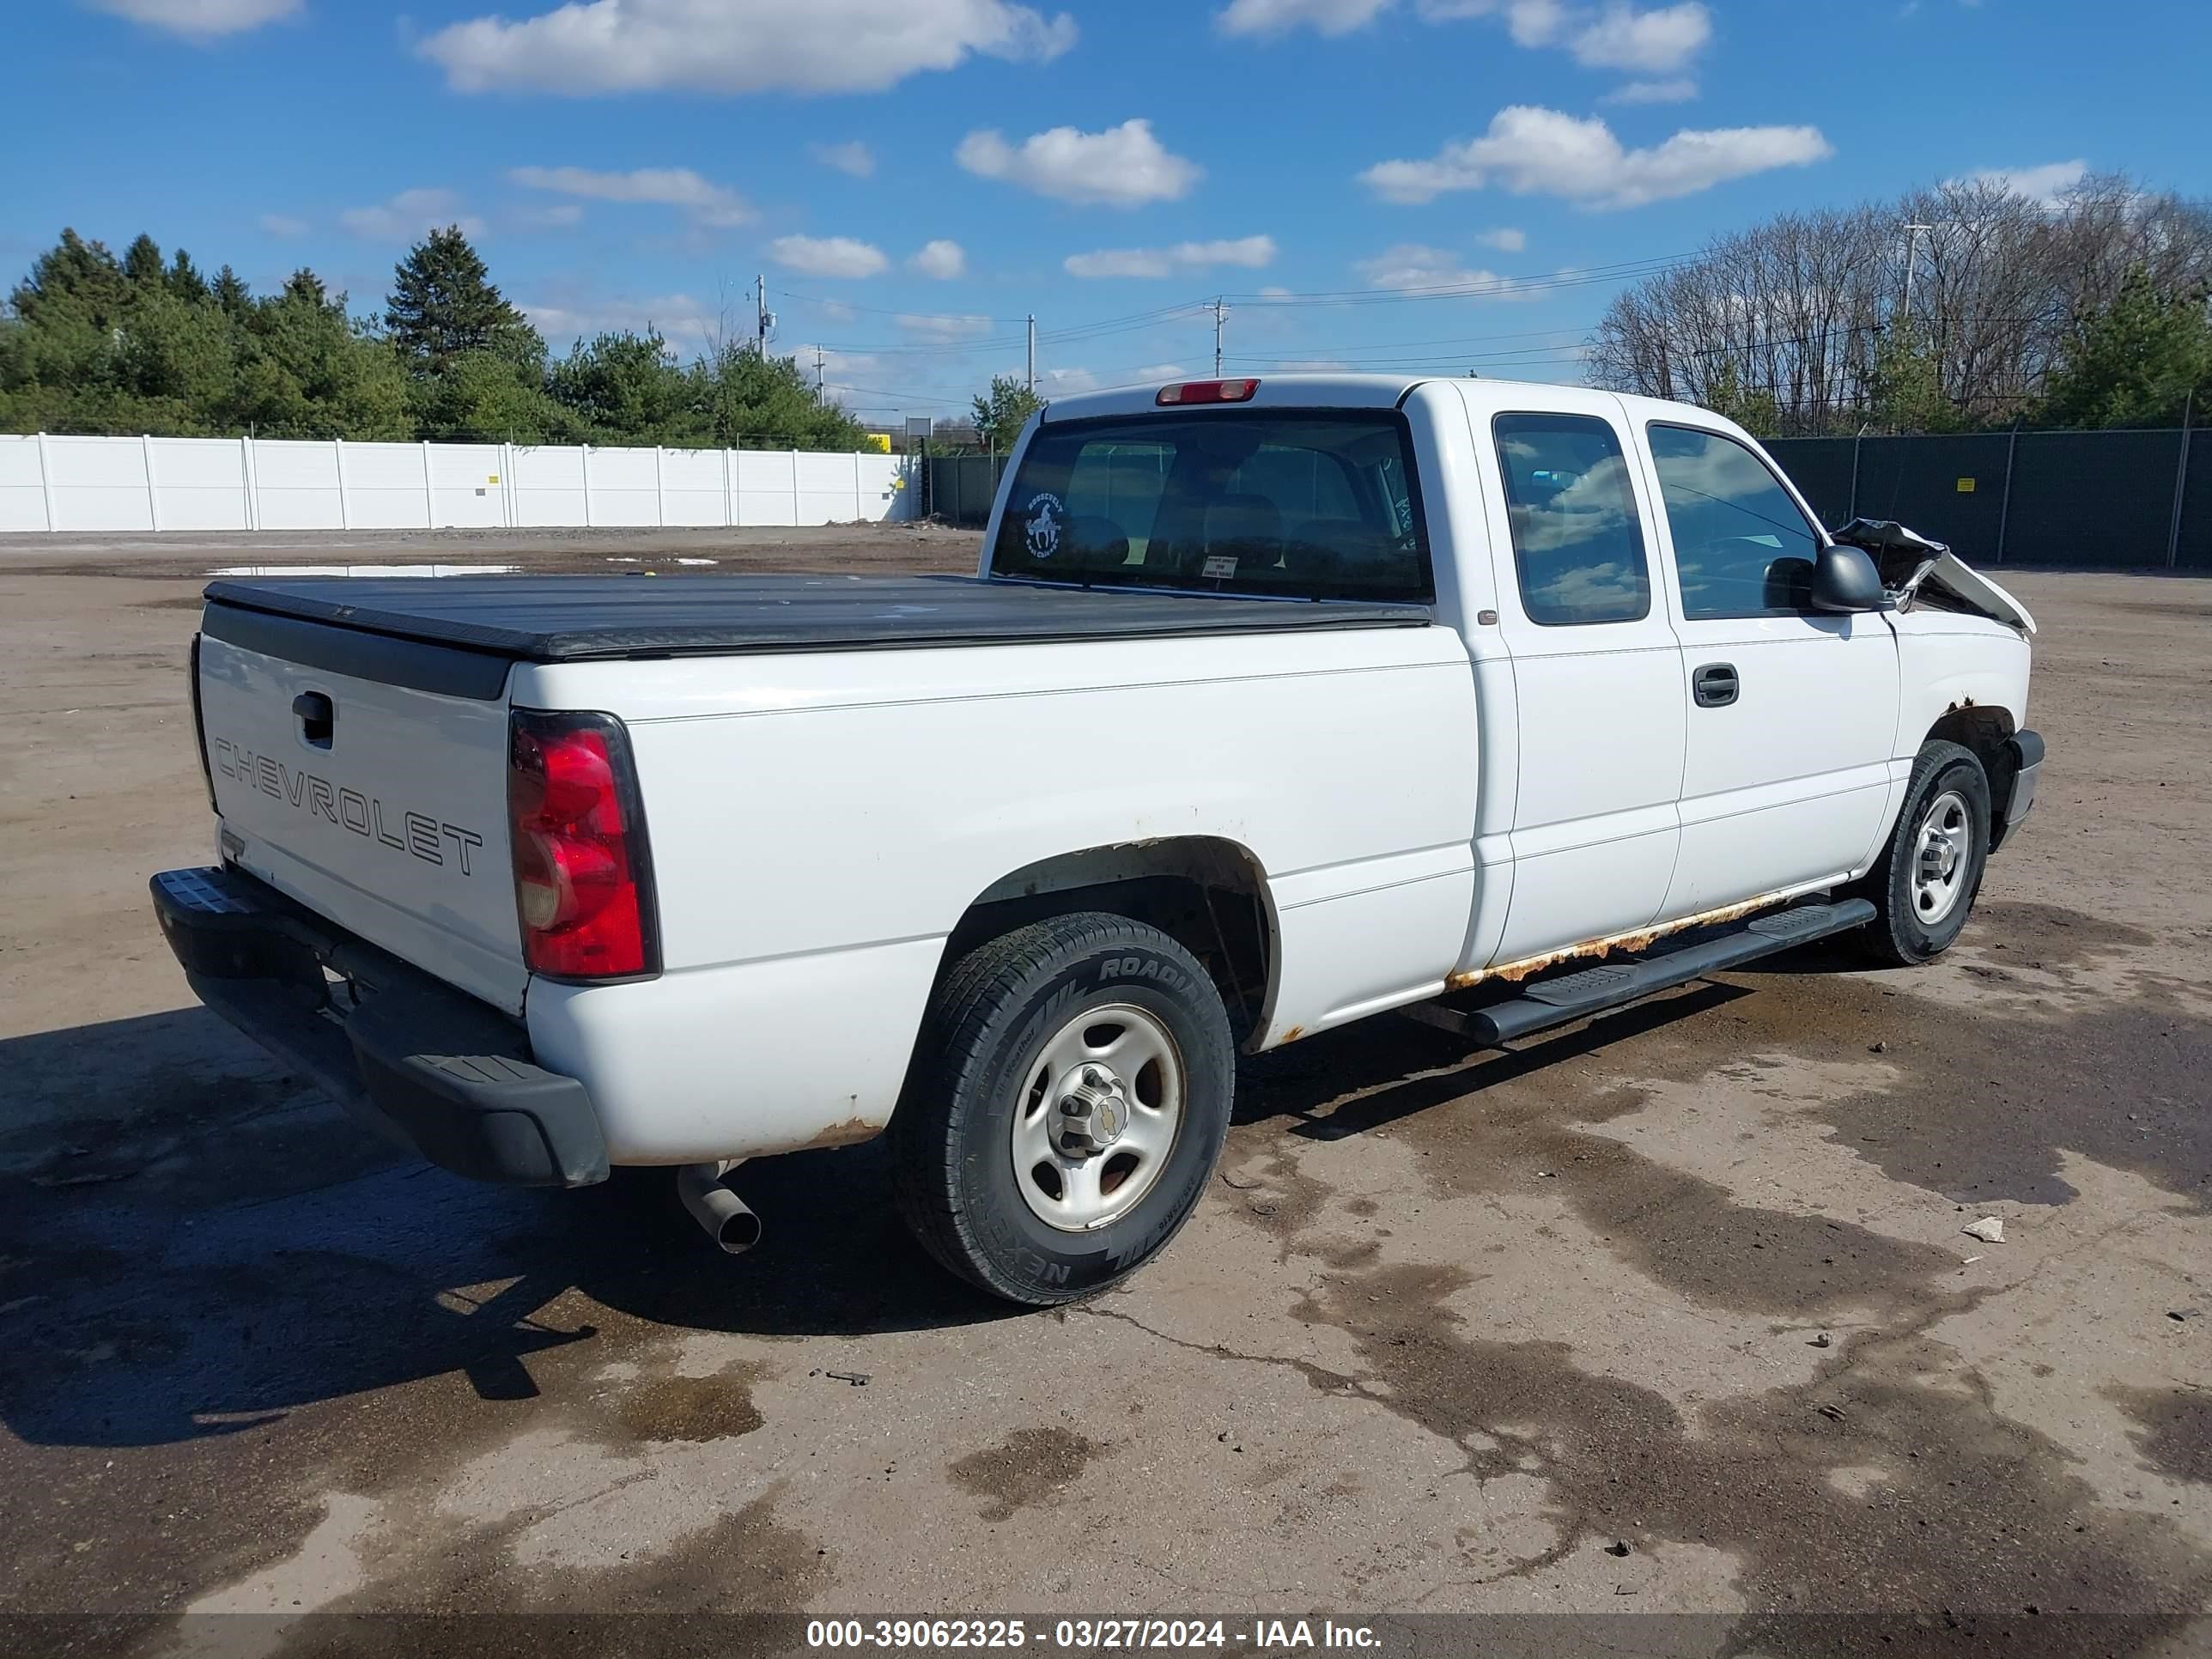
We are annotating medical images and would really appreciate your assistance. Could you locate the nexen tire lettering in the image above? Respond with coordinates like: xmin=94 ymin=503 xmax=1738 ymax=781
xmin=210 ymin=737 xmax=483 ymax=876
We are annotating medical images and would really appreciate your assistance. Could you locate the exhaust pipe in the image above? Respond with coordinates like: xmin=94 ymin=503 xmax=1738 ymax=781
xmin=675 ymin=1160 xmax=761 ymax=1255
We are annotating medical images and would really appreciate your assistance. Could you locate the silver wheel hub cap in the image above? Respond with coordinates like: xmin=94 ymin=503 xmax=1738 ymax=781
xmin=1911 ymin=788 xmax=1972 ymax=926
xmin=1012 ymin=1002 xmax=1184 ymax=1232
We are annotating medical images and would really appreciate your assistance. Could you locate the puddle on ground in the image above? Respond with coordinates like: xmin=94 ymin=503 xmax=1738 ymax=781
xmin=946 ymin=1426 xmax=1104 ymax=1523
xmin=607 ymin=1367 xmax=766 ymax=1444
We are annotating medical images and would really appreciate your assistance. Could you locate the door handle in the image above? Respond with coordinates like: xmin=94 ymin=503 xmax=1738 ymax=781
xmin=1692 ymin=663 xmax=1739 ymax=708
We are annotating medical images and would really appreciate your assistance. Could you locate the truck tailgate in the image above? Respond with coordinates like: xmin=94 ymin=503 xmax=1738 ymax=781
xmin=197 ymin=605 xmax=526 ymax=1013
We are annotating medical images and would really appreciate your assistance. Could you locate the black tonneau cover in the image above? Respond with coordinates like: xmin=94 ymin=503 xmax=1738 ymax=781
xmin=201 ymin=573 xmax=1428 ymax=663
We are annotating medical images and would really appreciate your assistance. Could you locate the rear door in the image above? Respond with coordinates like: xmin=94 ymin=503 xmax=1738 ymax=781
xmin=197 ymin=607 xmax=526 ymax=1011
xmin=1466 ymin=385 xmax=1686 ymax=964
xmin=1634 ymin=418 xmax=1899 ymax=916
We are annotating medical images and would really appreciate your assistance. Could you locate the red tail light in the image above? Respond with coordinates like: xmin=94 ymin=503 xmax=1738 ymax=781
xmin=1157 ymin=378 xmax=1259 ymax=405
xmin=507 ymin=710 xmax=658 ymax=980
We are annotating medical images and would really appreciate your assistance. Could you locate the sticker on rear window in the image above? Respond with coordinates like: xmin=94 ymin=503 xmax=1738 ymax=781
xmin=1024 ymin=493 xmax=1063 ymax=558
xmin=1201 ymin=555 xmax=1237 ymax=580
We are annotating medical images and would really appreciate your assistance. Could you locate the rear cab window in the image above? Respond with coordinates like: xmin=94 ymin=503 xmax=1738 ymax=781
xmin=1492 ymin=412 xmax=1651 ymax=625
xmin=988 ymin=410 xmax=1432 ymax=603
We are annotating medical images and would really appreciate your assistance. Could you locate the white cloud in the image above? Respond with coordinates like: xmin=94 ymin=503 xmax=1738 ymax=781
xmin=1603 ymin=75 xmax=1697 ymax=102
xmin=957 ymin=118 xmax=1200 ymax=208
xmin=85 ymin=0 xmax=299 ymax=38
xmin=1358 ymin=106 xmax=1831 ymax=209
xmin=1355 ymin=243 xmax=1545 ymax=298
xmin=1039 ymin=367 xmax=1099 ymax=392
xmin=768 ymin=234 xmax=890 ymax=278
xmin=1475 ymin=225 xmax=1527 ymax=251
xmin=513 ymin=203 xmax=587 ymax=228
xmin=338 ymin=189 xmax=486 ymax=242
xmin=258 ymin=213 xmax=309 ymax=238
xmin=1567 ymin=1 xmax=1708 ymax=70
xmin=526 ymin=291 xmax=718 ymax=346
xmin=1956 ymin=159 xmax=2089 ymax=208
xmin=422 ymin=0 xmax=1076 ymax=94
xmin=811 ymin=141 xmax=876 ymax=178
xmin=909 ymin=239 xmax=967 ymax=279
xmin=896 ymin=313 xmax=994 ymax=342
xmin=1065 ymin=235 xmax=1278 ymax=280
xmin=1135 ymin=362 xmax=1187 ymax=379
xmin=1419 ymin=0 xmax=1711 ymax=72
xmin=507 ymin=165 xmax=750 ymax=227
xmin=1216 ymin=0 xmax=1392 ymax=35
xmin=1258 ymin=285 xmax=1296 ymax=299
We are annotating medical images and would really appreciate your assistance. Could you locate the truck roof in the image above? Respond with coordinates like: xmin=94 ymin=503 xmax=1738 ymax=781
xmin=1041 ymin=374 xmax=1430 ymax=422
xmin=200 ymin=574 xmax=1429 ymax=663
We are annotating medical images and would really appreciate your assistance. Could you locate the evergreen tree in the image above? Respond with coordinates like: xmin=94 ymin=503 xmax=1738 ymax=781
xmin=1867 ymin=328 xmax=1958 ymax=433
xmin=383 ymin=226 xmax=542 ymax=379
xmin=549 ymin=328 xmax=701 ymax=443
xmin=167 ymin=249 xmax=209 ymax=304
xmin=2040 ymin=268 xmax=2212 ymax=428
xmin=969 ymin=374 xmax=1043 ymax=450
xmin=123 ymin=232 xmax=166 ymax=289
xmin=210 ymin=264 xmax=252 ymax=319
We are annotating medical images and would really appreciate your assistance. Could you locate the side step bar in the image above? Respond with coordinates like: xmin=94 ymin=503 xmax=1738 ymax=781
xmin=1403 ymin=899 xmax=1876 ymax=1048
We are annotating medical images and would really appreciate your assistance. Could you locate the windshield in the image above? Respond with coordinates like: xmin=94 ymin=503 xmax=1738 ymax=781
xmin=988 ymin=410 xmax=1432 ymax=603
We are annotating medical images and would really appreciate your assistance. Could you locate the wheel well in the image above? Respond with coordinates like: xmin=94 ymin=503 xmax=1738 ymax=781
xmin=1925 ymin=703 xmax=2020 ymax=841
xmin=944 ymin=839 xmax=1275 ymax=1043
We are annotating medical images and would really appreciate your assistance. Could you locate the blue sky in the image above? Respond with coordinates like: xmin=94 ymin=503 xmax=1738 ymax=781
xmin=14 ymin=0 xmax=2212 ymax=426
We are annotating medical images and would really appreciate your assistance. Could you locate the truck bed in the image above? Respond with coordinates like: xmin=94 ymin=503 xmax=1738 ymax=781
xmin=200 ymin=574 xmax=1429 ymax=663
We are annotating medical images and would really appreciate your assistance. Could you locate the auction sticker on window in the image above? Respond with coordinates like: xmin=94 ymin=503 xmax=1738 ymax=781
xmin=1200 ymin=555 xmax=1237 ymax=580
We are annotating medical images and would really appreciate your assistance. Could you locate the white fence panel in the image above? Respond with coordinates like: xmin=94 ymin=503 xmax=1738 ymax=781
xmin=252 ymin=441 xmax=343 ymax=529
xmin=586 ymin=447 xmax=661 ymax=527
xmin=0 ymin=434 xmax=915 ymax=537
xmin=795 ymin=451 xmax=859 ymax=525
xmin=49 ymin=435 xmax=155 ymax=532
xmin=342 ymin=441 xmax=432 ymax=531
xmin=0 ymin=436 xmax=48 ymax=532
xmin=512 ymin=444 xmax=585 ymax=526
xmin=428 ymin=442 xmax=507 ymax=529
xmin=150 ymin=437 xmax=251 ymax=532
xmin=660 ymin=447 xmax=727 ymax=527
xmin=736 ymin=449 xmax=798 ymax=526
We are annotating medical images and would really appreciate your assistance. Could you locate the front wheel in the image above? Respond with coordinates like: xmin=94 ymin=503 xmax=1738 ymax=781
xmin=1853 ymin=739 xmax=1993 ymax=965
xmin=890 ymin=913 xmax=1236 ymax=1305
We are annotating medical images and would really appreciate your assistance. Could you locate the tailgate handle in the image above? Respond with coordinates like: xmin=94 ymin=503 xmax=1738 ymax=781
xmin=292 ymin=690 xmax=335 ymax=749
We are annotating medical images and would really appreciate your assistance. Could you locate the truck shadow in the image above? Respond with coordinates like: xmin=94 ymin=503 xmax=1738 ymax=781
xmin=0 ymin=986 xmax=1747 ymax=1451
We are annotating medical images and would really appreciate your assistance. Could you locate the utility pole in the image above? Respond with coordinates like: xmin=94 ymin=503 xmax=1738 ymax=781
xmin=755 ymin=273 xmax=773 ymax=356
xmin=1899 ymin=223 xmax=1935 ymax=337
xmin=813 ymin=344 xmax=824 ymax=389
xmin=1025 ymin=314 xmax=1036 ymax=392
xmin=1212 ymin=297 xmax=1228 ymax=376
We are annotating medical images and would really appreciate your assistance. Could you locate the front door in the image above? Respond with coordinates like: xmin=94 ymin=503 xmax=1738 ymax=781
xmin=1472 ymin=389 xmax=1686 ymax=966
xmin=1635 ymin=419 xmax=1900 ymax=916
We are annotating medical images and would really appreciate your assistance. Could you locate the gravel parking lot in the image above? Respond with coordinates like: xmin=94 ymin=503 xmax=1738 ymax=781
xmin=0 ymin=526 xmax=2206 ymax=1657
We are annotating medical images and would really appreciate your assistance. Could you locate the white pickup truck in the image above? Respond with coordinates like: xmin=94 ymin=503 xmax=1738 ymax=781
xmin=152 ymin=374 xmax=2043 ymax=1304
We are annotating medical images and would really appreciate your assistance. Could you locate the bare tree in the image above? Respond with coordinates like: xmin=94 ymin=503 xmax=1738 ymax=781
xmin=1589 ymin=173 xmax=2212 ymax=432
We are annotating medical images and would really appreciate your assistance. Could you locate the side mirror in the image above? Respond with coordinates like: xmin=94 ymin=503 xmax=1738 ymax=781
xmin=1808 ymin=543 xmax=1887 ymax=613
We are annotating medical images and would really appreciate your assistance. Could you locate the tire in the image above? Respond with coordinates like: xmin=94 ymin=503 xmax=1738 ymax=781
xmin=890 ymin=912 xmax=1236 ymax=1305
xmin=1852 ymin=739 xmax=1993 ymax=966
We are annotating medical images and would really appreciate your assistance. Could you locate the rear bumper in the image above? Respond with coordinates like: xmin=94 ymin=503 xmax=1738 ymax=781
xmin=1991 ymin=728 xmax=2044 ymax=851
xmin=150 ymin=866 xmax=608 ymax=1188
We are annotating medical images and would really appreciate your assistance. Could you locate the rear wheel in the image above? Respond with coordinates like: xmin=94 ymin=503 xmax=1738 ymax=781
xmin=890 ymin=913 xmax=1236 ymax=1305
xmin=1853 ymin=739 xmax=1992 ymax=965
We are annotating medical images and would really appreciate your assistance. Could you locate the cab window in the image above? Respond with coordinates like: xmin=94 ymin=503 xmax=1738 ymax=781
xmin=990 ymin=411 xmax=1431 ymax=603
xmin=1492 ymin=413 xmax=1651 ymax=625
xmin=1646 ymin=423 xmax=1823 ymax=619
